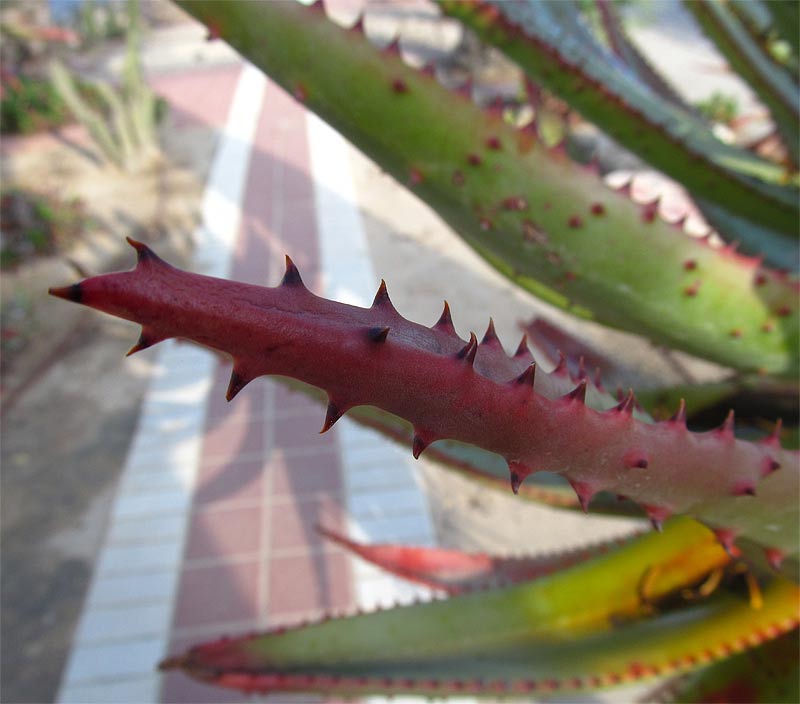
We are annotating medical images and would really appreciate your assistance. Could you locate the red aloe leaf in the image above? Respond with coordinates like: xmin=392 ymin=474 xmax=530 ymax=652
xmin=48 ymin=241 xmax=800 ymax=560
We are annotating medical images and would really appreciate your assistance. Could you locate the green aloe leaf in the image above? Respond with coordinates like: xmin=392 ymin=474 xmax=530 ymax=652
xmin=177 ymin=0 xmax=798 ymax=376
xmin=684 ymin=0 xmax=800 ymax=166
xmin=439 ymin=0 xmax=799 ymax=235
xmin=161 ymin=519 xmax=798 ymax=698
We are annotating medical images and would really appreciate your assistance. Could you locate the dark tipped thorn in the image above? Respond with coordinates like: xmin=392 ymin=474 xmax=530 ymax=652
xmin=514 ymin=363 xmax=536 ymax=387
xmin=48 ymin=283 xmax=83 ymax=303
xmin=514 ymin=334 xmax=531 ymax=359
xmin=456 ymin=332 xmax=478 ymax=365
xmin=713 ymin=528 xmax=739 ymax=557
xmin=669 ymin=399 xmax=687 ymax=426
xmin=412 ymin=433 xmax=429 ymax=459
xmin=321 ymin=401 xmax=344 ymax=433
xmin=481 ymin=318 xmax=499 ymax=346
xmin=763 ymin=419 xmax=783 ymax=448
xmin=564 ymin=379 xmax=587 ymax=404
xmin=568 ymin=479 xmax=594 ymax=513
xmin=761 ymin=456 xmax=781 ymax=477
xmin=126 ymin=332 xmax=152 ymax=357
xmin=281 ymin=255 xmax=305 ymax=287
xmin=434 ymin=300 xmax=455 ymax=334
xmin=623 ymin=449 xmax=649 ymax=469
xmin=226 ymin=370 xmax=251 ymax=402
xmin=644 ymin=505 xmax=672 ymax=533
xmin=371 ymin=280 xmax=394 ymax=310
xmin=367 ymin=326 xmax=390 ymax=344
xmin=126 ymin=236 xmax=157 ymax=263
xmin=510 ymin=470 xmax=522 ymax=494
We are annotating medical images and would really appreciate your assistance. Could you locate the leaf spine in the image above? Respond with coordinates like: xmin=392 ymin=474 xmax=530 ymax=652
xmin=433 ymin=301 xmax=456 ymax=334
xmin=480 ymin=318 xmax=500 ymax=347
xmin=226 ymin=369 xmax=251 ymax=402
xmin=563 ymin=379 xmax=587 ymax=404
xmin=367 ymin=326 xmax=390 ymax=344
xmin=669 ymin=399 xmax=687 ymax=427
xmin=514 ymin=334 xmax=532 ymax=360
xmin=281 ymin=255 xmax=305 ymax=287
xmin=456 ymin=332 xmax=478 ymax=365
xmin=513 ymin=363 xmax=536 ymax=387
xmin=320 ymin=400 xmax=345 ymax=433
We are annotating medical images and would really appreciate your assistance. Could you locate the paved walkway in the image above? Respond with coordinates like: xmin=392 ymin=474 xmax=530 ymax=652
xmin=57 ymin=62 xmax=440 ymax=704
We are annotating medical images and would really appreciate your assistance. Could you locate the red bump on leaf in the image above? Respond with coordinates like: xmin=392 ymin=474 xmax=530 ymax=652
xmin=761 ymin=320 xmax=775 ymax=333
xmin=567 ymin=215 xmax=583 ymax=228
xmin=367 ymin=326 xmax=390 ymax=344
xmin=754 ymin=272 xmax=768 ymax=287
xmin=502 ymin=196 xmax=528 ymax=211
xmin=729 ymin=328 xmax=742 ymax=339
xmin=485 ymin=136 xmax=502 ymax=150
xmin=623 ymin=449 xmax=649 ymax=469
xmin=467 ymin=153 xmax=482 ymax=166
xmin=775 ymin=305 xmax=792 ymax=317
xmin=683 ymin=259 xmax=697 ymax=271
xmin=391 ymin=78 xmax=409 ymax=94
xmin=479 ymin=217 xmax=493 ymax=231
xmin=590 ymin=202 xmax=605 ymax=216
xmin=408 ymin=167 xmax=423 ymax=186
xmin=732 ymin=481 xmax=756 ymax=497
xmin=764 ymin=547 xmax=785 ymax=570
xmin=452 ymin=170 xmax=465 ymax=186
xmin=684 ymin=281 xmax=701 ymax=297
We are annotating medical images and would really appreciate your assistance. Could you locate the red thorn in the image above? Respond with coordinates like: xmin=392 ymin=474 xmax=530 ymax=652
xmin=485 ymin=136 xmax=502 ymax=150
xmin=434 ymin=300 xmax=455 ymax=334
xmin=348 ymin=15 xmax=365 ymax=33
xmin=623 ymin=449 xmax=649 ymax=469
xmin=513 ymin=363 xmax=536 ymax=387
xmin=226 ymin=369 xmax=251 ymax=402
xmin=502 ymin=196 xmax=528 ymax=211
xmin=367 ymin=326 xmax=390 ymax=344
xmin=568 ymin=479 xmax=595 ymax=513
xmin=371 ymin=280 xmax=395 ymax=311
xmin=412 ymin=432 xmax=430 ymax=459
xmin=205 ymin=22 xmax=221 ymax=41
xmin=564 ymin=379 xmax=587 ymax=404
xmin=507 ymin=460 xmax=532 ymax=494
xmin=712 ymin=527 xmax=740 ymax=556
xmin=641 ymin=203 xmax=658 ymax=223
xmin=48 ymin=283 xmax=83 ymax=303
xmin=590 ymin=202 xmax=605 ymax=216
xmin=481 ymin=318 xmax=500 ymax=346
xmin=567 ymin=215 xmax=583 ymax=228
xmin=514 ymin=334 xmax=532 ymax=360
xmin=456 ymin=332 xmax=478 ymax=365
xmin=281 ymin=255 xmax=305 ymax=287
xmin=764 ymin=548 xmax=785 ymax=570
xmin=683 ymin=259 xmax=697 ymax=271
xmin=732 ymin=481 xmax=756 ymax=497
xmin=467 ymin=153 xmax=482 ymax=166
xmin=643 ymin=505 xmax=672 ymax=532
xmin=126 ymin=236 xmax=159 ymax=264
xmin=126 ymin=329 xmax=164 ymax=357
xmin=760 ymin=455 xmax=781 ymax=477
xmin=669 ymin=399 xmax=687 ymax=427
xmin=407 ymin=167 xmax=423 ymax=186
xmin=716 ymin=410 xmax=735 ymax=439
xmin=320 ymin=401 xmax=344 ymax=433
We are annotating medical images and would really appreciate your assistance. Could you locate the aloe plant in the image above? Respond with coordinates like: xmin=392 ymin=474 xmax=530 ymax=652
xmin=49 ymin=0 xmax=799 ymax=700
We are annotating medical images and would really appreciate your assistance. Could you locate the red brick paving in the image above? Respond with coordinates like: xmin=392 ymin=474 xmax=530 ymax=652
xmin=161 ymin=73 xmax=354 ymax=703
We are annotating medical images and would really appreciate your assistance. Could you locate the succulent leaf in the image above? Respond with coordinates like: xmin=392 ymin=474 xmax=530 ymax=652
xmin=160 ymin=521 xmax=799 ymax=697
xmin=440 ymin=0 xmax=800 ymax=217
xmin=176 ymin=0 xmax=799 ymax=376
xmin=48 ymin=242 xmax=800 ymax=557
xmin=684 ymin=0 xmax=800 ymax=166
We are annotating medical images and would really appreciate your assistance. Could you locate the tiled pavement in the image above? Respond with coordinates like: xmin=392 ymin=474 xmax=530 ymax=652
xmin=57 ymin=62 xmax=441 ymax=703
